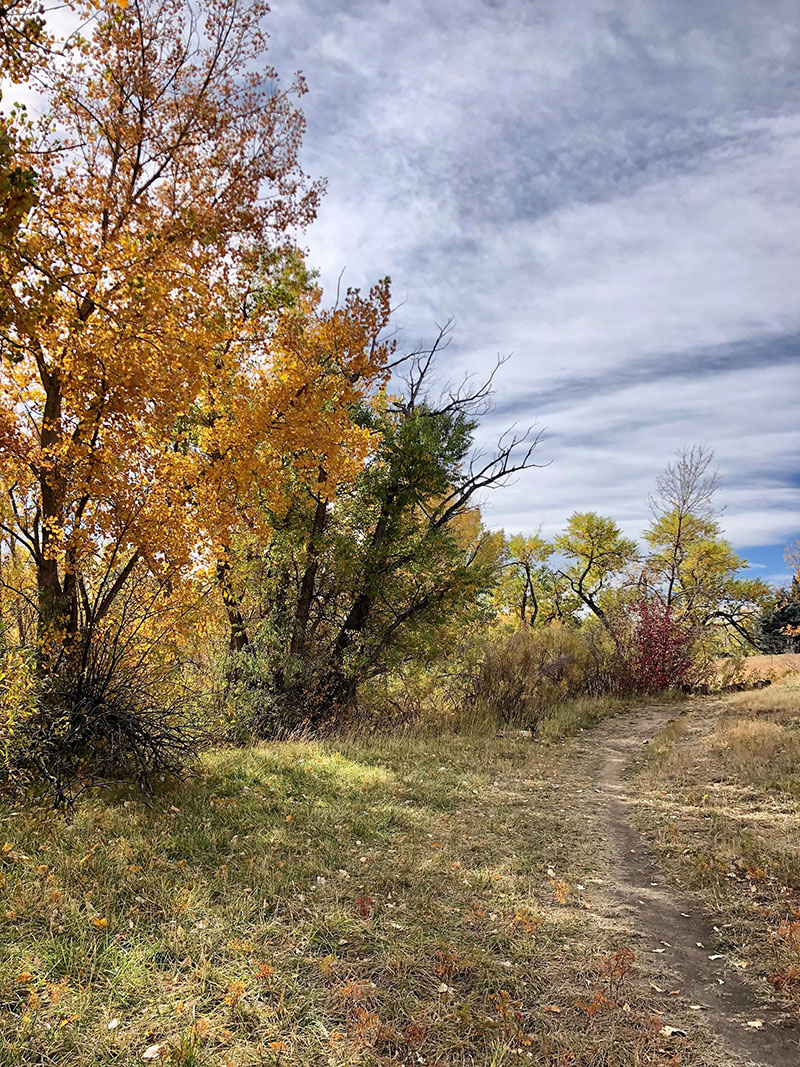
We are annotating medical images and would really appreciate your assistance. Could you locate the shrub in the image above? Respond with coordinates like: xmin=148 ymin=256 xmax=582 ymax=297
xmin=13 ymin=628 xmax=204 ymax=804
xmin=715 ymin=650 xmax=749 ymax=688
xmin=465 ymin=624 xmax=612 ymax=729
xmin=0 ymin=648 xmax=39 ymax=783
xmin=217 ymin=633 xmax=337 ymax=741
xmin=352 ymin=668 xmax=447 ymax=734
xmin=614 ymin=598 xmax=696 ymax=694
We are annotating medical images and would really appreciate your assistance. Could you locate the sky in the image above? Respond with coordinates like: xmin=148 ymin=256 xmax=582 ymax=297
xmin=261 ymin=0 xmax=800 ymax=585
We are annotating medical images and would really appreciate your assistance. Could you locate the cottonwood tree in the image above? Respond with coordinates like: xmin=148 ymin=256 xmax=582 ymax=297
xmin=201 ymin=274 xmax=396 ymax=661
xmin=554 ymin=512 xmax=638 ymax=640
xmin=0 ymin=0 xmax=321 ymax=659
xmin=307 ymin=368 xmax=520 ymax=718
xmin=643 ymin=446 xmax=772 ymax=647
xmin=220 ymin=328 xmax=538 ymax=731
xmin=1 ymin=0 xmax=53 ymax=261
xmin=645 ymin=445 xmax=720 ymax=609
xmin=494 ymin=532 xmax=581 ymax=629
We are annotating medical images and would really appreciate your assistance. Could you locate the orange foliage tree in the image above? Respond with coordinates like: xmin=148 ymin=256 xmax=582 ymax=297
xmin=186 ymin=270 xmax=395 ymax=656
xmin=0 ymin=0 xmax=330 ymax=656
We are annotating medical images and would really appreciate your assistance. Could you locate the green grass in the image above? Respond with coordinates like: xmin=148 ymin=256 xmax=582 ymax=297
xmin=1 ymin=724 xmax=708 ymax=1066
xmin=536 ymin=695 xmax=627 ymax=741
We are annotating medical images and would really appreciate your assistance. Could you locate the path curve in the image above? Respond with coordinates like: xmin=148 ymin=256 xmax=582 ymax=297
xmin=586 ymin=705 xmax=800 ymax=1067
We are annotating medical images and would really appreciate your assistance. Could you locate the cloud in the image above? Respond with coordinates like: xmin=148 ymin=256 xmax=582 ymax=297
xmin=266 ymin=0 xmax=800 ymax=551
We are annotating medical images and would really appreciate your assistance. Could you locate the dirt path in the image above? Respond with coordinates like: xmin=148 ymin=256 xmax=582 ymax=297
xmin=579 ymin=705 xmax=800 ymax=1067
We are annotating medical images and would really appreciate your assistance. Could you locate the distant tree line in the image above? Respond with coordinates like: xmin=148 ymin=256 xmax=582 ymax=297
xmin=496 ymin=445 xmax=783 ymax=655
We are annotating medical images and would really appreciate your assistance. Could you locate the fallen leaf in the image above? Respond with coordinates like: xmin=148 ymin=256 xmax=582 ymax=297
xmin=142 ymin=1044 xmax=163 ymax=1061
xmin=542 ymin=1004 xmax=561 ymax=1013
xmin=108 ymin=1018 xmax=120 ymax=1030
xmin=91 ymin=917 xmax=108 ymax=929
xmin=660 ymin=1025 xmax=688 ymax=1037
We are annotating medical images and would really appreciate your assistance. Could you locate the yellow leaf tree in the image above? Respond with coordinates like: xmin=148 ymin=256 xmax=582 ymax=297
xmin=186 ymin=270 xmax=396 ymax=656
xmin=0 ymin=0 xmax=322 ymax=656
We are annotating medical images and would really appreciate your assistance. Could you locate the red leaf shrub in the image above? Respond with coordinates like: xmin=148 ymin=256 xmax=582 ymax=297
xmin=617 ymin=598 xmax=695 ymax=694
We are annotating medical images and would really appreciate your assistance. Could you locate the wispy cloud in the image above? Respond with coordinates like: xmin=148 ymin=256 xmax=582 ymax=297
xmin=266 ymin=0 xmax=800 ymax=551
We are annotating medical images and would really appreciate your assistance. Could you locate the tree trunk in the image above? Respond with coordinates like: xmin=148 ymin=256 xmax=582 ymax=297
xmin=217 ymin=558 xmax=250 ymax=655
xmin=36 ymin=365 xmax=78 ymax=652
xmin=289 ymin=490 xmax=328 ymax=658
xmin=36 ymin=557 xmax=72 ymax=646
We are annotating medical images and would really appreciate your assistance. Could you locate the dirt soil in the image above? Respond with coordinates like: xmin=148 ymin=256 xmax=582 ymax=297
xmin=568 ymin=704 xmax=800 ymax=1067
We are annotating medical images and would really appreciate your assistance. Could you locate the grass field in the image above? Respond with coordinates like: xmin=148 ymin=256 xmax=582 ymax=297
xmin=713 ymin=651 xmax=800 ymax=685
xmin=0 ymin=696 xmax=709 ymax=1067
xmin=633 ymin=671 xmax=800 ymax=1012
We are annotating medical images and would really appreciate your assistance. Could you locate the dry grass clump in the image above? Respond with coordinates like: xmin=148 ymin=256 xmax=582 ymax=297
xmin=710 ymin=718 xmax=800 ymax=784
xmin=725 ymin=678 xmax=800 ymax=723
xmin=463 ymin=625 xmax=613 ymax=732
xmin=708 ymin=676 xmax=800 ymax=788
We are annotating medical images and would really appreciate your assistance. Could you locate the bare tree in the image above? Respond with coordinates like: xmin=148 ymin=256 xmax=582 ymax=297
xmin=650 ymin=444 xmax=720 ymax=521
xmin=647 ymin=445 xmax=720 ymax=610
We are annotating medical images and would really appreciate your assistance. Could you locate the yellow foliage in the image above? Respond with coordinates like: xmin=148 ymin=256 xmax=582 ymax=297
xmin=0 ymin=0 xmax=392 ymax=659
xmin=0 ymin=650 xmax=38 ymax=775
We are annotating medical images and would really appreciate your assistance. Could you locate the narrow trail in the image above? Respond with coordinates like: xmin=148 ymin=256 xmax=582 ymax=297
xmin=579 ymin=705 xmax=800 ymax=1067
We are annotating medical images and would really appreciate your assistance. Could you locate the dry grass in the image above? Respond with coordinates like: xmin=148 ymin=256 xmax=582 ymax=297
xmin=633 ymin=671 xmax=800 ymax=1011
xmin=725 ymin=680 xmax=800 ymax=722
xmin=710 ymin=718 xmax=792 ymax=779
xmin=0 ymin=723 xmax=715 ymax=1066
xmin=712 ymin=652 xmax=800 ymax=686
xmin=430 ymin=692 xmax=679 ymax=742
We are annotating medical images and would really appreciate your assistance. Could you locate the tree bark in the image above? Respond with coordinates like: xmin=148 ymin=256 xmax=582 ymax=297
xmin=35 ymin=364 xmax=79 ymax=650
xmin=217 ymin=557 xmax=250 ymax=655
xmin=289 ymin=487 xmax=328 ymax=658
